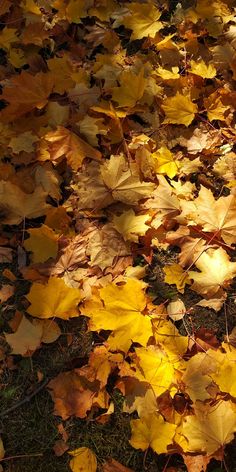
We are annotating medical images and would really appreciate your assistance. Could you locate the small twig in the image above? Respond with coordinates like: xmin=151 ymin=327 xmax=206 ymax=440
xmin=0 ymin=378 xmax=49 ymax=418
xmin=0 ymin=453 xmax=43 ymax=462
xmin=224 ymin=302 xmax=230 ymax=343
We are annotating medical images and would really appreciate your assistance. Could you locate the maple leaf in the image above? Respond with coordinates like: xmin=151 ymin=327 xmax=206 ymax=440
xmin=1 ymin=71 xmax=54 ymax=121
xmin=5 ymin=315 xmax=42 ymax=356
xmin=204 ymin=91 xmax=230 ymax=121
xmin=78 ymin=115 xmax=107 ymax=147
xmin=9 ymin=131 xmax=38 ymax=154
xmin=189 ymin=60 xmax=216 ymax=78
xmin=112 ymin=70 xmax=146 ymax=108
xmin=163 ymin=263 xmax=191 ymax=294
xmin=0 ymin=181 xmax=50 ymax=225
xmin=26 ymin=277 xmax=81 ymax=319
xmin=207 ymin=346 xmax=236 ymax=398
xmin=130 ymin=413 xmax=176 ymax=453
xmin=112 ymin=209 xmax=150 ymax=242
xmin=48 ymin=370 xmax=95 ymax=419
xmin=153 ymin=319 xmax=188 ymax=364
xmin=162 ymin=92 xmax=198 ymax=126
xmin=40 ymin=126 xmax=101 ymax=171
xmin=132 ymin=345 xmax=176 ymax=397
xmin=86 ymin=224 xmax=130 ymax=270
xmin=101 ymin=154 xmax=155 ymax=206
xmin=68 ymin=447 xmax=97 ymax=472
xmin=81 ymin=279 xmax=153 ymax=352
xmin=120 ymin=3 xmax=162 ymax=40
xmin=188 ymin=247 xmax=236 ymax=297
xmin=152 ymin=146 xmax=179 ymax=178
xmin=0 ymin=28 xmax=18 ymax=50
xmin=181 ymin=353 xmax=213 ymax=403
xmin=144 ymin=177 xmax=180 ymax=228
xmin=24 ymin=224 xmax=58 ymax=263
xmin=78 ymin=345 xmax=123 ymax=388
xmin=177 ymin=401 xmax=236 ymax=454
xmin=192 ymin=186 xmax=236 ymax=245
xmin=155 ymin=66 xmax=180 ymax=80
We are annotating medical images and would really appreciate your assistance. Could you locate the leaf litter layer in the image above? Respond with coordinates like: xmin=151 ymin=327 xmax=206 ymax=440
xmin=1 ymin=0 xmax=236 ymax=471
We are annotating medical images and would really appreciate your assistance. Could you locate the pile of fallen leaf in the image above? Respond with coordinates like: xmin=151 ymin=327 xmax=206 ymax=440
xmin=1 ymin=0 xmax=236 ymax=470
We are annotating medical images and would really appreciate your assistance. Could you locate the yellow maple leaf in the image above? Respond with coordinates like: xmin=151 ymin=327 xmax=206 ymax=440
xmin=47 ymin=56 xmax=75 ymax=94
xmin=26 ymin=277 xmax=81 ymax=319
xmin=68 ymin=447 xmax=97 ymax=472
xmin=122 ymin=3 xmax=162 ymax=40
xmin=24 ymin=224 xmax=59 ymax=263
xmin=133 ymin=345 xmax=176 ymax=397
xmin=155 ymin=66 xmax=180 ymax=80
xmin=208 ymin=346 xmax=236 ymax=398
xmin=82 ymin=279 xmax=153 ymax=352
xmin=177 ymin=401 xmax=236 ymax=454
xmin=9 ymin=48 xmax=26 ymax=68
xmin=66 ymin=0 xmax=88 ymax=23
xmin=164 ymin=263 xmax=191 ymax=294
xmin=189 ymin=60 xmax=216 ymax=78
xmin=112 ymin=209 xmax=150 ymax=242
xmin=0 ymin=28 xmax=18 ymax=50
xmin=40 ymin=126 xmax=101 ymax=170
xmin=130 ymin=413 xmax=176 ymax=453
xmin=153 ymin=319 xmax=188 ymax=364
xmin=112 ymin=70 xmax=146 ymax=108
xmin=162 ymin=92 xmax=198 ymax=126
xmin=189 ymin=247 xmax=236 ymax=297
xmin=152 ymin=146 xmax=179 ymax=178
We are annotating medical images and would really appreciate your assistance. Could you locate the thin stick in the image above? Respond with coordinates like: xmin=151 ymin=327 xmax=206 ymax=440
xmin=224 ymin=302 xmax=229 ymax=343
xmin=0 ymin=378 xmax=49 ymax=418
xmin=0 ymin=453 xmax=43 ymax=462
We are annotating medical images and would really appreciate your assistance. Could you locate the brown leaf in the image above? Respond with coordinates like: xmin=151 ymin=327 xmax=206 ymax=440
xmin=40 ymin=126 xmax=102 ymax=170
xmin=103 ymin=458 xmax=134 ymax=472
xmin=53 ymin=439 xmax=69 ymax=457
xmin=0 ymin=284 xmax=14 ymax=302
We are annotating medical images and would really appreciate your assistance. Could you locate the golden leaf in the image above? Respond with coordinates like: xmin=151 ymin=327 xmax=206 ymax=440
xmin=24 ymin=224 xmax=58 ymax=263
xmin=189 ymin=248 xmax=236 ymax=297
xmin=112 ymin=209 xmax=150 ymax=242
xmin=41 ymin=126 xmax=101 ymax=170
xmin=121 ymin=4 xmax=162 ymax=40
xmin=112 ymin=70 xmax=146 ymax=108
xmin=68 ymin=447 xmax=97 ymax=472
xmin=82 ymin=279 xmax=152 ymax=352
xmin=130 ymin=413 xmax=176 ymax=453
xmin=162 ymin=92 xmax=198 ymax=126
xmin=178 ymin=401 xmax=236 ymax=454
xmin=190 ymin=60 xmax=216 ymax=78
xmin=26 ymin=277 xmax=81 ymax=319
xmin=164 ymin=263 xmax=191 ymax=294
xmin=152 ymin=146 xmax=179 ymax=178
